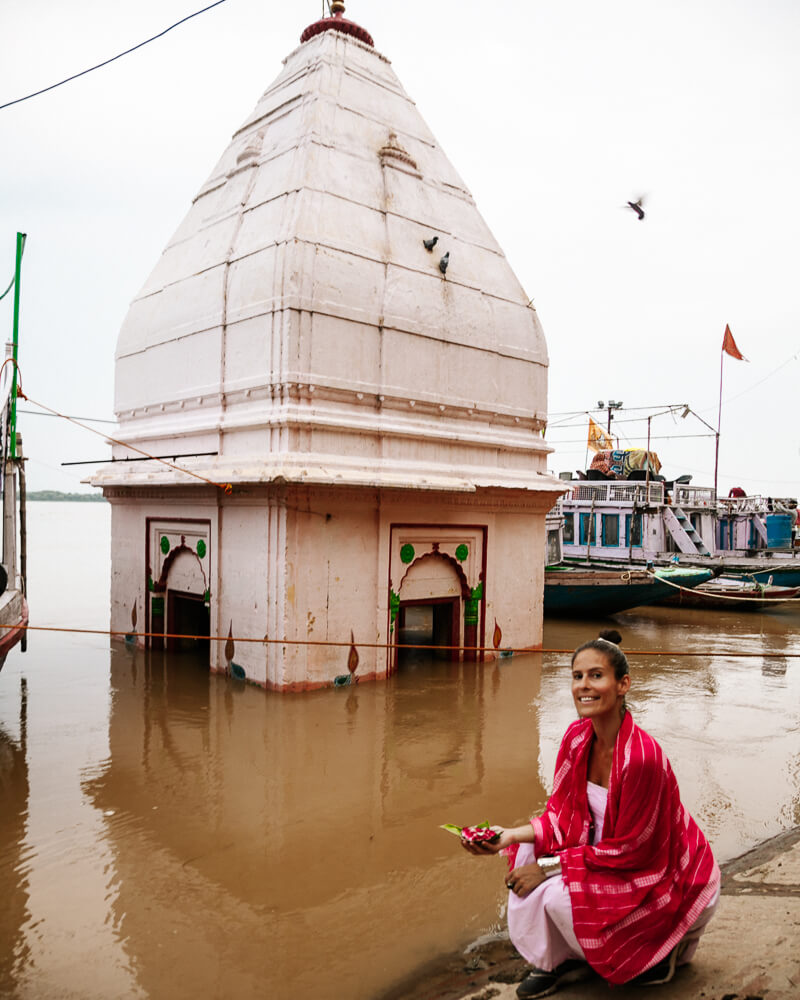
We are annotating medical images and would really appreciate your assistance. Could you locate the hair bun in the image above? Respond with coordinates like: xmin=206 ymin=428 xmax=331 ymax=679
xmin=599 ymin=628 xmax=623 ymax=646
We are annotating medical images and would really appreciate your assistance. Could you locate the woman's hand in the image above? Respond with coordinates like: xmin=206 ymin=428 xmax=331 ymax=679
xmin=460 ymin=826 xmax=510 ymax=855
xmin=506 ymin=862 xmax=546 ymax=897
xmin=460 ymin=822 xmax=536 ymax=856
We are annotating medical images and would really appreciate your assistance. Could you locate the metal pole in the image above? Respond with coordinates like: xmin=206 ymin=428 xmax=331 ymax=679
xmin=715 ymin=350 xmax=724 ymax=498
xmin=10 ymin=233 xmax=26 ymax=460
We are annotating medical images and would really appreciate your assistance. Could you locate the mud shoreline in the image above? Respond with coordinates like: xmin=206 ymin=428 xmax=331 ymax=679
xmin=382 ymin=826 xmax=800 ymax=1000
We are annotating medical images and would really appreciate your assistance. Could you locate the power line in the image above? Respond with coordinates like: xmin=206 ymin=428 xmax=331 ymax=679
xmin=18 ymin=408 xmax=116 ymax=424
xmin=0 ymin=235 xmax=26 ymax=300
xmin=0 ymin=0 xmax=228 ymax=112
xmin=546 ymin=432 xmax=715 ymax=446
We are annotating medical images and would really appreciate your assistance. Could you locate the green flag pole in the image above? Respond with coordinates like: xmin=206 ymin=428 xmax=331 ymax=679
xmin=10 ymin=232 xmax=26 ymax=459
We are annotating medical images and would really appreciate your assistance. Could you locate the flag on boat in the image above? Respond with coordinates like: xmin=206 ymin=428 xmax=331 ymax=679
xmin=721 ymin=324 xmax=747 ymax=361
xmin=587 ymin=418 xmax=613 ymax=453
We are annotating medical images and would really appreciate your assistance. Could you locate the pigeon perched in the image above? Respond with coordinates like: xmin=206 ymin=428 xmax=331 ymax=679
xmin=423 ymin=236 xmax=439 ymax=251
xmin=439 ymin=252 xmax=449 ymax=274
xmin=627 ymin=197 xmax=645 ymax=221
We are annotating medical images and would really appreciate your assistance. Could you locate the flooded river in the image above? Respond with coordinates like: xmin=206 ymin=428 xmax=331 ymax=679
xmin=1 ymin=503 xmax=799 ymax=999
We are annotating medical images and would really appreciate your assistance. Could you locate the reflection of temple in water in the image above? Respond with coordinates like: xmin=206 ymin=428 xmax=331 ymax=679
xmin=93 ymin=3 xmax=562 ymax=690
xmin=0 ymin=678 xmax=30 ymax=993
xmin=81 ymin=644 xmax=547 ymax=998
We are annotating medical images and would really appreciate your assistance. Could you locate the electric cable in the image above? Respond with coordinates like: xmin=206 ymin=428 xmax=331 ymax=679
xmin=0 ymin=1 xmax=228 ymax=111
xmin=14 ymin=372 xmax=232 ymax=494
xmin=0 ymin=234 xmax=26 ymax=300
xmin=17 ymin=408 xmax=116 ymax=424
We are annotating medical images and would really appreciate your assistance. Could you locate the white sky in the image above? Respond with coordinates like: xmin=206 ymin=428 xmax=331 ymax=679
xmin=2 ymin=0 xmax=799 ymax=496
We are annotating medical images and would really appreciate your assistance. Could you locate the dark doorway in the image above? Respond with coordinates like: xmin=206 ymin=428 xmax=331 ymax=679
xmin=397 ymin=598 xmax=460 ymax=667
xmin=167 ymin=590 xmax=210 ymax=659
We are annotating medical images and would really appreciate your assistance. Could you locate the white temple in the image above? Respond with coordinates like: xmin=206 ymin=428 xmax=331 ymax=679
xmin=93 ymin=3 xmax=563 ymax=689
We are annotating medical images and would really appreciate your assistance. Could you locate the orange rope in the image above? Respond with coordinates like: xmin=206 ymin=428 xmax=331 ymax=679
xmin=0 ymin=356 xmax=22 ymax=392
xmin=4 ymin=622 xmax=799 ymax=657
xmin=17 ymin=380 xmax=232 ymax=494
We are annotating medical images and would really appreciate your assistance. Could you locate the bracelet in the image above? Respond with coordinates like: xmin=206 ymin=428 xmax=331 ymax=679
xmin=537 ymin=855 xmax=561 ymax=878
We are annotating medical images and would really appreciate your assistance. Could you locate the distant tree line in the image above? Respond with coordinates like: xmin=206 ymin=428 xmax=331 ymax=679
xmin=26 ymin=491 xmax=107 ymax=502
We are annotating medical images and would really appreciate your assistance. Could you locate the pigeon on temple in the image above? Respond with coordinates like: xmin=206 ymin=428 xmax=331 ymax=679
xmin=627 ymin=197 xmax=645 ymax=220
xmin=439 ymin=252 xmax=450 ymax=274
xmin=423 ymin=236 xmax=439 ymax=251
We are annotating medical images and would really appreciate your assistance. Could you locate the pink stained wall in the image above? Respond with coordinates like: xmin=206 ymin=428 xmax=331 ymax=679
xmin=106 ymin=484 xmax=552 ymax=691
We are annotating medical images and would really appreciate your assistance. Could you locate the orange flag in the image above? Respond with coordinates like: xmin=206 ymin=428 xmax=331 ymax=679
xmin=722 ymin=324 xmax=747 ymax=361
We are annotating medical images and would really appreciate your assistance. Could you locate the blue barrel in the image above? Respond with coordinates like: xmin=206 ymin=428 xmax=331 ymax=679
xmin=766 ymin=513 xmax=794 ymax=549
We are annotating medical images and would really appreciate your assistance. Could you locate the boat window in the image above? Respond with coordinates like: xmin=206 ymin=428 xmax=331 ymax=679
xmin=563 ymin=514 xmax=575 ymax=543
xmin=625 ymin=512 xmax=642 ymax=547
xmin=601 ymin=514 xmax=620 ymax=547
xmin=579 ymin=513 xmax=596 ymax=545
xmin=546 ymin=529 xmax=562 ymax=565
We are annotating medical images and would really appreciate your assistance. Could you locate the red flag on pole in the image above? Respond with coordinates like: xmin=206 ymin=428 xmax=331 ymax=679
xmin=721 ymin=324 xmax=747 ymax=361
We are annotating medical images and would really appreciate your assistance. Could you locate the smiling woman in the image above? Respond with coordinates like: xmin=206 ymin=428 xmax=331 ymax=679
xmin=459 ymin=629 xmax=722 ymax=999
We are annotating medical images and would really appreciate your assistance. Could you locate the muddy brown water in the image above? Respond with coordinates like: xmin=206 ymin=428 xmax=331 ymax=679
xmin=1 ymin=503 xmax=799 ymax=999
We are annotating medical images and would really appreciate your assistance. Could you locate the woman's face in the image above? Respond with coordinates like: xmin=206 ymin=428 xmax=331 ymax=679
xmin=571 ymin=648 xmax=630 ymax=721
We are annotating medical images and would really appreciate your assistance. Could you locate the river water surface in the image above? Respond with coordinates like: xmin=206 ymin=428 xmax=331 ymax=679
xmin=1 ymin=503 xmax=799 ymax=999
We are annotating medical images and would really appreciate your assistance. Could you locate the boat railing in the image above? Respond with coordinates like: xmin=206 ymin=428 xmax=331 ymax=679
xmin=718 ymin=495 xmax=797 ymax=516
xmin=561 ymin=482 xmax=665 ymax=505
xmin=673 ymin=486 xmax=716 ymax=508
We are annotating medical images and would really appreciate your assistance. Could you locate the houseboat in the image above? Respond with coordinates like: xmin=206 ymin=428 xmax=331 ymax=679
xmin=543 ymin=511 xmax=713 ymax=616
xmin=555 ymin=449 xmax=800 ymax=586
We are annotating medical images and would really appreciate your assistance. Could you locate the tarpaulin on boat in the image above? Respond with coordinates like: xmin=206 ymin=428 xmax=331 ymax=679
xmin=589 ymin=449 xmax=662 ymax=478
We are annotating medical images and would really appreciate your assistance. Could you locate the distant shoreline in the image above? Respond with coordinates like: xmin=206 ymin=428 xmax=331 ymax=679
xmin=26 ymin=491 xmax=107 ymax=502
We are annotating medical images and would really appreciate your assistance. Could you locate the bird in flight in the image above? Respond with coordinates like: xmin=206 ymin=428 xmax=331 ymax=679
xmin=627 ymin=197 xmax=645 ymax=221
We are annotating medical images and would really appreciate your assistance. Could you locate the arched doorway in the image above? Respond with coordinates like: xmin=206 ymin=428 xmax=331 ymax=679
xmin=396 ymin=553 xmax=468 ymax=667
xmin=159 ymin=547 xmax=209 ymax=659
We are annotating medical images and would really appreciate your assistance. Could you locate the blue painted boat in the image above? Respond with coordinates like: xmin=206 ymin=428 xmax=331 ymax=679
xmin=544 ymin=565 xmax=713 ymax=617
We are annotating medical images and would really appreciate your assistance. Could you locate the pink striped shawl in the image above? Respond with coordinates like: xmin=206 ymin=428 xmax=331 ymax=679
xmin=517 ymin=711 xmax=719 ymax=984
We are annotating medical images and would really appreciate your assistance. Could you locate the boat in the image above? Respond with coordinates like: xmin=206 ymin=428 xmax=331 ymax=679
xmin=0 ymin=233 xmax=29 ymax=671
xmin=543 ymin=512 xmax=714 ymax=616
xmin=554 ymin=448 xmax=800 ymax=586
xmin=544 ymin=564 xmax=715 ymax=617
xmin=656 ymin=576 xmax=800 ymax=611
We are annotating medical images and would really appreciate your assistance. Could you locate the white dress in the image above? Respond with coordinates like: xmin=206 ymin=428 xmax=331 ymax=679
xmin=507 ymin=781 xmax=607 ymax=968
xmin=507 ymin=781 xmax=720 ymax=972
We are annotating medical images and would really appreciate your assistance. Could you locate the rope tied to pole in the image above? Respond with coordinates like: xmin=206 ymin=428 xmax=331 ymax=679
xmin=14 ymin=368 xmax=233 ymax=495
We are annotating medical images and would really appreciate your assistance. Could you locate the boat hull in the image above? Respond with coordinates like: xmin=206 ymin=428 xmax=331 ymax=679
xmin=658 ymin=582 xmax=800 ymax=611
xmin=0 ymin=592 xmax=28 ymax=670
xmin=544 ymin=567 xmax=712 ymax=617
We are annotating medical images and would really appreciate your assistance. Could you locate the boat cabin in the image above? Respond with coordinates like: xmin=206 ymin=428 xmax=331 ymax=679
xmin=556 ymin=450 xmax=798 ymax=566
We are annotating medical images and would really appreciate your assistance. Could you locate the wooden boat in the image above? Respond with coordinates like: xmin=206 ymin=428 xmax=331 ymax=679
xmin=657 ymin=577 xmax=800 ymax=611
xmin=543 ymin=565 xmax=713 ymax=617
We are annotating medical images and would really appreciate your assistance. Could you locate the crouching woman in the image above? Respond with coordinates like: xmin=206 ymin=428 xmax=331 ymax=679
xmin=462 ymin=631 xmax=720 ymax=998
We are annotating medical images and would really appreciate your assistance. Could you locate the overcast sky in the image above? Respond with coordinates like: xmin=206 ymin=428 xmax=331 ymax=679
xmin=2 ymin=0 xmax=799 ymax=497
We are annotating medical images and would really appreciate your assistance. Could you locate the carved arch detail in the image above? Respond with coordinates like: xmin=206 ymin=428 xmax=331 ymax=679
xmin=154 ymin=544 xmax=208 ymax=594
xmin=397 ymin=550 xmax=470 ymax=599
